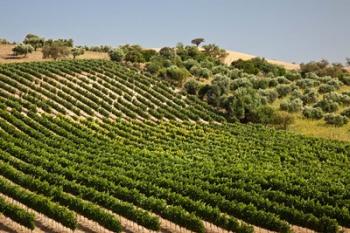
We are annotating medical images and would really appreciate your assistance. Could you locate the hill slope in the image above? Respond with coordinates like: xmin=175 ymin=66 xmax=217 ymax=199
xmin=0 ymin=60 xmax=223 ymax=122
xmin=0 ymin=60 xmax=349 ymax=233
xmin=224 ymin=50 xmax=300 ymax=70
xmin=0 ymin=44 xmax=108 ymax=64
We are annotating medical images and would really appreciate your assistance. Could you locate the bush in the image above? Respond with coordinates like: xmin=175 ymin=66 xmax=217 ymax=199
xmin=280 ymin=98 xmax=303 ymax=113
xmin=183 ymin=59 xmax=199 ymax=70
xmin=272 ymin=112 xmax=295 ymax=130
xmin=342 ymin=91 xmax=350 ymax=97
xmin=285 ymin=71 xmax=301 ymax=81
xmin=341 ymin=108 xmax=350 ymax=118
xmin=339 ymin=76 xmax=350 ymax=85
xmin=324 ymin=114 xmax=348 ymax=127
xmin=258 ymin=89 xmax=278 ymax=103
xmin=323 ymin=92 xmax=350 ymax=106
xmin=189 ymin=66 xmax=211 ymax=78
xmin=160 ymin=65 xmax=190 ymax=86
xmin=290 ymin=89 xmax=303 ymax=100
xmin=296 ymin=79 xmax=319 ymax=89
xmin=200 ymin=68 xmax=211 ymax=79
xmin=318 ymin=84 xmax=336 ymax=94
xmin=341 ymin=95 xmax=350 ymax=105
xmin=42 ymin=40 xmax=71 ymax=60
xmin=326 ymin=79 xmax=343 ymax=89
xmin=301 ymin=90 xmax=318 ymax=104
xmin=109 ymin=48 xmax=125 ymax=62
xmin=223 ymin=88 xmax=266 ymax=123
xmin=230 ymin=78 xmax=253 ymax=90
xmin=250 ymin=105 xmax=276 ymax=125
xmin=302 ymin=107 xmax=323 ymax=119
xmin=314 ymin=99 xmax=339 ymax=113
xmin=184 ymin=80 xmax=200 ymax=95
xmin=231 ymin=57 xmax=286 ymax=76
xmin=12 ymin=44 xmax=34 ymax=57
xmin=251 ymin=78 xmax=269 ymax=89
xmin=212 ymin=75 xmax=231 ymax=94
xmin=318 ymin=76 xmax=332 ymax=83
xmin=145 ymin=62 xmax=162 ymax=74
xmin=268 ymin=79 xmax=279 ymax=87
xmin=277 ymin=76 xmax=291 ymax=84
xmin=276 ymin=84 xmax=292 ymax=97
xmin=300 ymin=60 xmax=347 ymax=78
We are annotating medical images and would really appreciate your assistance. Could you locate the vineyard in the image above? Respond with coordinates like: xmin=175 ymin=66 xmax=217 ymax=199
xmin=0 ymin=60 xmax=349 ymax=233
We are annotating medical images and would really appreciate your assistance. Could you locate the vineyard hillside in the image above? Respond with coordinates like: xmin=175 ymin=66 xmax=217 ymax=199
xmin=0 ymin=60 xmax=349 ymax=233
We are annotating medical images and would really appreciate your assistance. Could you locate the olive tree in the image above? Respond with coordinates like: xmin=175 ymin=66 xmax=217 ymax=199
xmin=108 ymin=48 xmax=125 ymax=62
xmin=71 ymin=47 xmax=85 ymax=59
xmin=42 ymin=40 xmax=71 ymax=60
xmin=23 ymin=34 xmax=45 ymax=51
xmin=12 ymin=44 xmax=34 ymax=57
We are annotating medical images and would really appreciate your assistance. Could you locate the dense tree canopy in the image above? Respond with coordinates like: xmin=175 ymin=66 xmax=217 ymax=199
xmin=23 ymin=34 xmax=45 ymax=51
xmin=12 ymin=44 xmax=34 ymax=57
xmin=42 ymin=39 xmax=72 ymax=60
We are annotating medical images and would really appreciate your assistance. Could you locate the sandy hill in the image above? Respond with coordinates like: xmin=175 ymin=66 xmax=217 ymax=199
xmin=224 ymin=50 xmax=300 ymax=70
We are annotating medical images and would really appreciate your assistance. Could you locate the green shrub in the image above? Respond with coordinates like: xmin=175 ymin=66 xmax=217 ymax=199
xmin=327 ymin=79 xmax=343 ymax=89
xmin=251 ymin=78 xmax=270 ymax=89
xmin=277 ymin=76 xmax=291 ymax=84
xmin=302 ymin=107 xmax=323 ymax=119
xmin=314 ymin=99 xmax=339 ymax=113
xmin=230 ymin=78 xmax=253 ymax=90
xmin=184 ymin=80 xmax=200 ymax=95
xmin=145 ymin=62 xmax=162 ymax=74
xmin=324 ymin=114 xmax=348 ymax=127
xmin=290 ymin=89 xmax=303 ymax=100
xmin=272 ymin=112 xmax=295 ymax=130
xmin=231 ymin=57 xmax=286 ymax=76
xmin=280 ymin=98 xmax=303 ymax=113
xmin=323 ymin=92 xmax=350 ymax=106
xmin=296 ymin=79 xmax=319 ymax=89
xmin=276 ymin=84 xmax=292 ymax=97
xmin=212 ymin=75 xmax=231 ymax=94
xmin=183 ymin=59 xmax=199 ymax=70
xmin=285 ymin=71 xmax=301 ymax=81
xmin=108 ymin=48 xmax=125 ymax=62
xmin=268 ymin=79 xmax=279 ymax=87
xmin=339 ymin=76 xmax=350 ymax=85
xmin=223 ymin=88 xmax=266 ymax=123
xmin=259 ymin=89 xmax=278 ymax=103
xmin=341 ymin=108 xmax=350 ymax=118
xmin=301 ymin=90 xmax=318 ymax=104
xmin=318 ymin=84 xmax=335 ymax=94
xmin=160 ymin=65 xmax=190 ymax=86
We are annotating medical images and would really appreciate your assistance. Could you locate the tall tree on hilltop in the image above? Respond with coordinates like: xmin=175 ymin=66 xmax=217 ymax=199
xmin=23 ymin=34 xmax=45 ymax=51
xmin=191 ymin=38 xmax=205 ymax=47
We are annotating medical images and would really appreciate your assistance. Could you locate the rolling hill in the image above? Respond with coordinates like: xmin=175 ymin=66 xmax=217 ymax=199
xmin=1 ymin=44 xmax=300 ymax=70
xmin=0 ymin=60 xmax=349 ymax=233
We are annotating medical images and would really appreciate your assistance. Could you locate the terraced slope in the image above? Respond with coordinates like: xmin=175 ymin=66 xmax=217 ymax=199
xmin=0 ymin=60 xmax=349 ymax=233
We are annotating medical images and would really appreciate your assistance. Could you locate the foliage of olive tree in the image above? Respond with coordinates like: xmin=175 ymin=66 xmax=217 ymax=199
xmin=71 ymin=47 xmax=85 ymax=59
xmin=109 ymin=48 xmax=125 ymax=62
xmin=42 ymin=40 xmax=71 ymax=60
xmin=23 ymin=34 xmax=45 ymax=51
xmin=12 ymin=44 xmax=34 ymax=57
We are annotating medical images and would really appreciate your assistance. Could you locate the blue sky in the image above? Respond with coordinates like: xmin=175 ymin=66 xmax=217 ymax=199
xmin=0 ymin=0 xmax=349 ymax=63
